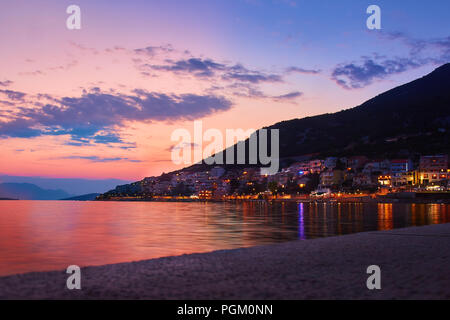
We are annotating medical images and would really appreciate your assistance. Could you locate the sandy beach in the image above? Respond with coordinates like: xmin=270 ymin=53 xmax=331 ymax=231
xmin=0 ymin=223 xmax=449 ymax=300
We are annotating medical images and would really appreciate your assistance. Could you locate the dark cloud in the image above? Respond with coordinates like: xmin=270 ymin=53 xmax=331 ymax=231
xmin=0 ymin=90 xmax=232 ymax=144
xmin=150 ymin=58 xmax=226 ymax=77
xmin=222 ymin=71 xmax=282 ymax=84
xmin=0 ymin=119 xmax=42 ymax=138
xmin=0 ymin=89 xmax=26 ymax=101
xmin=285 ymin=67 xmax=321 ymax=75
xmin=333 ymin=33 xmax=450 ymax=89
xmin=273 ymin=91 xmax=303 ymax=101
xmin=222 ymin=63 xmax=283 ymax=84
xmin=331 ymin=58 xmax=421 ymax=89
xmin=146 ymin=58 xmax=282 ymax=84
xmin=130 ymin=90 xmax=233 ymax=121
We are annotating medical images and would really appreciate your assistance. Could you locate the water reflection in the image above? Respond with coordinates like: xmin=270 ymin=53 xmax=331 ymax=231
xmin=298 ymin=203 xmax=305 ymax=240
xmin=0 ymin=200 xmax=449 ymax=276
xmin=378 ymin=203 xmax=393 ymax=231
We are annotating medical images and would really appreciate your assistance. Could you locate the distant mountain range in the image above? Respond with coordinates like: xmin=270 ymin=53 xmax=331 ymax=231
xmin=0 ymin=175 xmax=131 ymax=196
xmin=0 ymin=183 xmax=72 ymax=200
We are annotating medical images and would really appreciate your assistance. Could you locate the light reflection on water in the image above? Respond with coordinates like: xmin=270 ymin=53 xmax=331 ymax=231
xmin=0 ymin=200 xmax=449 ymax=276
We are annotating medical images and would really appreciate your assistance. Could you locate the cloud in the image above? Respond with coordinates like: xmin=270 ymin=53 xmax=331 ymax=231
xmin=224 ymin=82 xmax=267 ymax=99
xmin=0 ymin=100 xmax=15 ymax=107
xmin=273 ymin=91 xmax=303 ymax=101
xmin=63 ymin=156 xmax=142 ymax=163
xmin=130 ymin=90 xmax=233 ymax=121
xmin=150 ymin=58 xmax=226 ymax=77
xmin=134 ymin=44 xmax=175 ymax=57
xmin=0 ymin=118 xmax=42 ymax=138
xmin=285 ymin=67 xmax=321 ymax=75
xmin=18 ymin=70 xmax=45 ymax=76
xmin=331 ymin=57 xmax=422 ymax=89
xmin=132 ymin=45 xmax=294 ymax=100
xmin=0 ymin=80 xmax=13 ymax=87
xmin=48 ymin=60 xmax=78 ymax=72
xmin=377 ymin=32 xmax=450 ymax=61
xmin=332 ymin=32 xmax=450 ymax=89
xmin=146 ymin=58 xmax=283 ymax=84
xmin=0 ymin=89 xmax=232 ymax=144
xmin=222 ymin=64 xmax=283 ymax=84
xmin=0 ymin=89 xmax=26 ymax=101
xmin=210 ymin=82 xmax=303 ymax=102
xmin=222 ymin=70 xmax=282 ymax=84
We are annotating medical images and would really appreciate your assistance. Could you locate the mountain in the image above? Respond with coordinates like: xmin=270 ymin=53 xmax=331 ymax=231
xmin=269 ymin=63 xmax=450 ymax=160
xmin=61 ymin=193 xmax=101 ymax=201
xmin=99 ymin=63 xmax=450 ymax=196
xmin=188 ymin=62 xmax=450 ymax=170
xmin=0 ymin=175 xmax=131 ymax=196
xmin=0 ymin=183 xmax=73 ymax=200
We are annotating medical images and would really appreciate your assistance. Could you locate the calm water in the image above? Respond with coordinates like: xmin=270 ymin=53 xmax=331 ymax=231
xmin=0 ymin=200 xmax=449 ymax=276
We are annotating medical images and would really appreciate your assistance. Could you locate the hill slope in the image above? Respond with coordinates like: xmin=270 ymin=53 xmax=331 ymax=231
xmin=99 ymin=63 xmax=450 ymax=196
xmin=270 ymin=63 xmax=450 ymax=159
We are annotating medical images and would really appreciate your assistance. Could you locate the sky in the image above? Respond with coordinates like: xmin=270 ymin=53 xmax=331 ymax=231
xmin=0 ymin=0 xmax=449 ymax=181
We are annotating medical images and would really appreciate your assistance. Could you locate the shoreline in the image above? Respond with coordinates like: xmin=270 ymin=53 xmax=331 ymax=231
xmin=1 ymin=223 xmax=449 ymax=300
xmin=95 ymin=197 xmax=450 ymax=204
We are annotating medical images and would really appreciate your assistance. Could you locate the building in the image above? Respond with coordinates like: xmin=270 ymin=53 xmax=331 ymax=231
xmin=390 ymin=159 xmax=413 ymax=176
xmin=291 ymin=161 xmax=311 ymax=174
xmin=362 ymin=160 xmax=390 ymax=175
xmin=347 ymin=156 xmax=369 ymax=170
xmin=324 ymin=157 xmax=338 ymax=169
xmin=320 ymin=169 xmax=344 ymax=187
xmin=419 ymin=155 xmax=448 ymax=172
xmin=378 ymin=175 xmax=392 ymax=187
xmin=353 ymin=173 xmax=374 ymax=186
xmin=198 ymin=190 xmax=213 ymax=200
xmin=418 ymin=155 xmax=449 ymax=185
xmin=418 ymin=171 xmax=449 ymax=185
xmin=309 ymin=159 xmax=325 ymax=173
xmin=390 ymin=159 xmax=414 ymax=187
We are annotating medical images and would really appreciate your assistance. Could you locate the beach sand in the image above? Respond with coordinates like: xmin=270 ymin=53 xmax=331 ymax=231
xmin=1 ymin=223 xmax=449 ymax=300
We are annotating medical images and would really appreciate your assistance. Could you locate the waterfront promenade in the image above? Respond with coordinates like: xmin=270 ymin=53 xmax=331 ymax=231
xmin=0 ymin=223 xmax=449 ymax=299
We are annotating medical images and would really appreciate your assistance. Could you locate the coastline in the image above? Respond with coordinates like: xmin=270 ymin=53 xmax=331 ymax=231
xmin=1 ymin=223 xmax=449 ymax=300
xmin=95 ymin=197 xmax=450 ymax=204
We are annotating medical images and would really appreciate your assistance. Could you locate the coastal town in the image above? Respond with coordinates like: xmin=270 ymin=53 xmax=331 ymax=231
xmin=98 ymin=154 xmax=450 ymax=201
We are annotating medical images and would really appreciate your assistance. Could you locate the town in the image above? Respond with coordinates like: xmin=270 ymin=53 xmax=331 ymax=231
xmin=98 ymin=154 xmax=450 ymax=202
